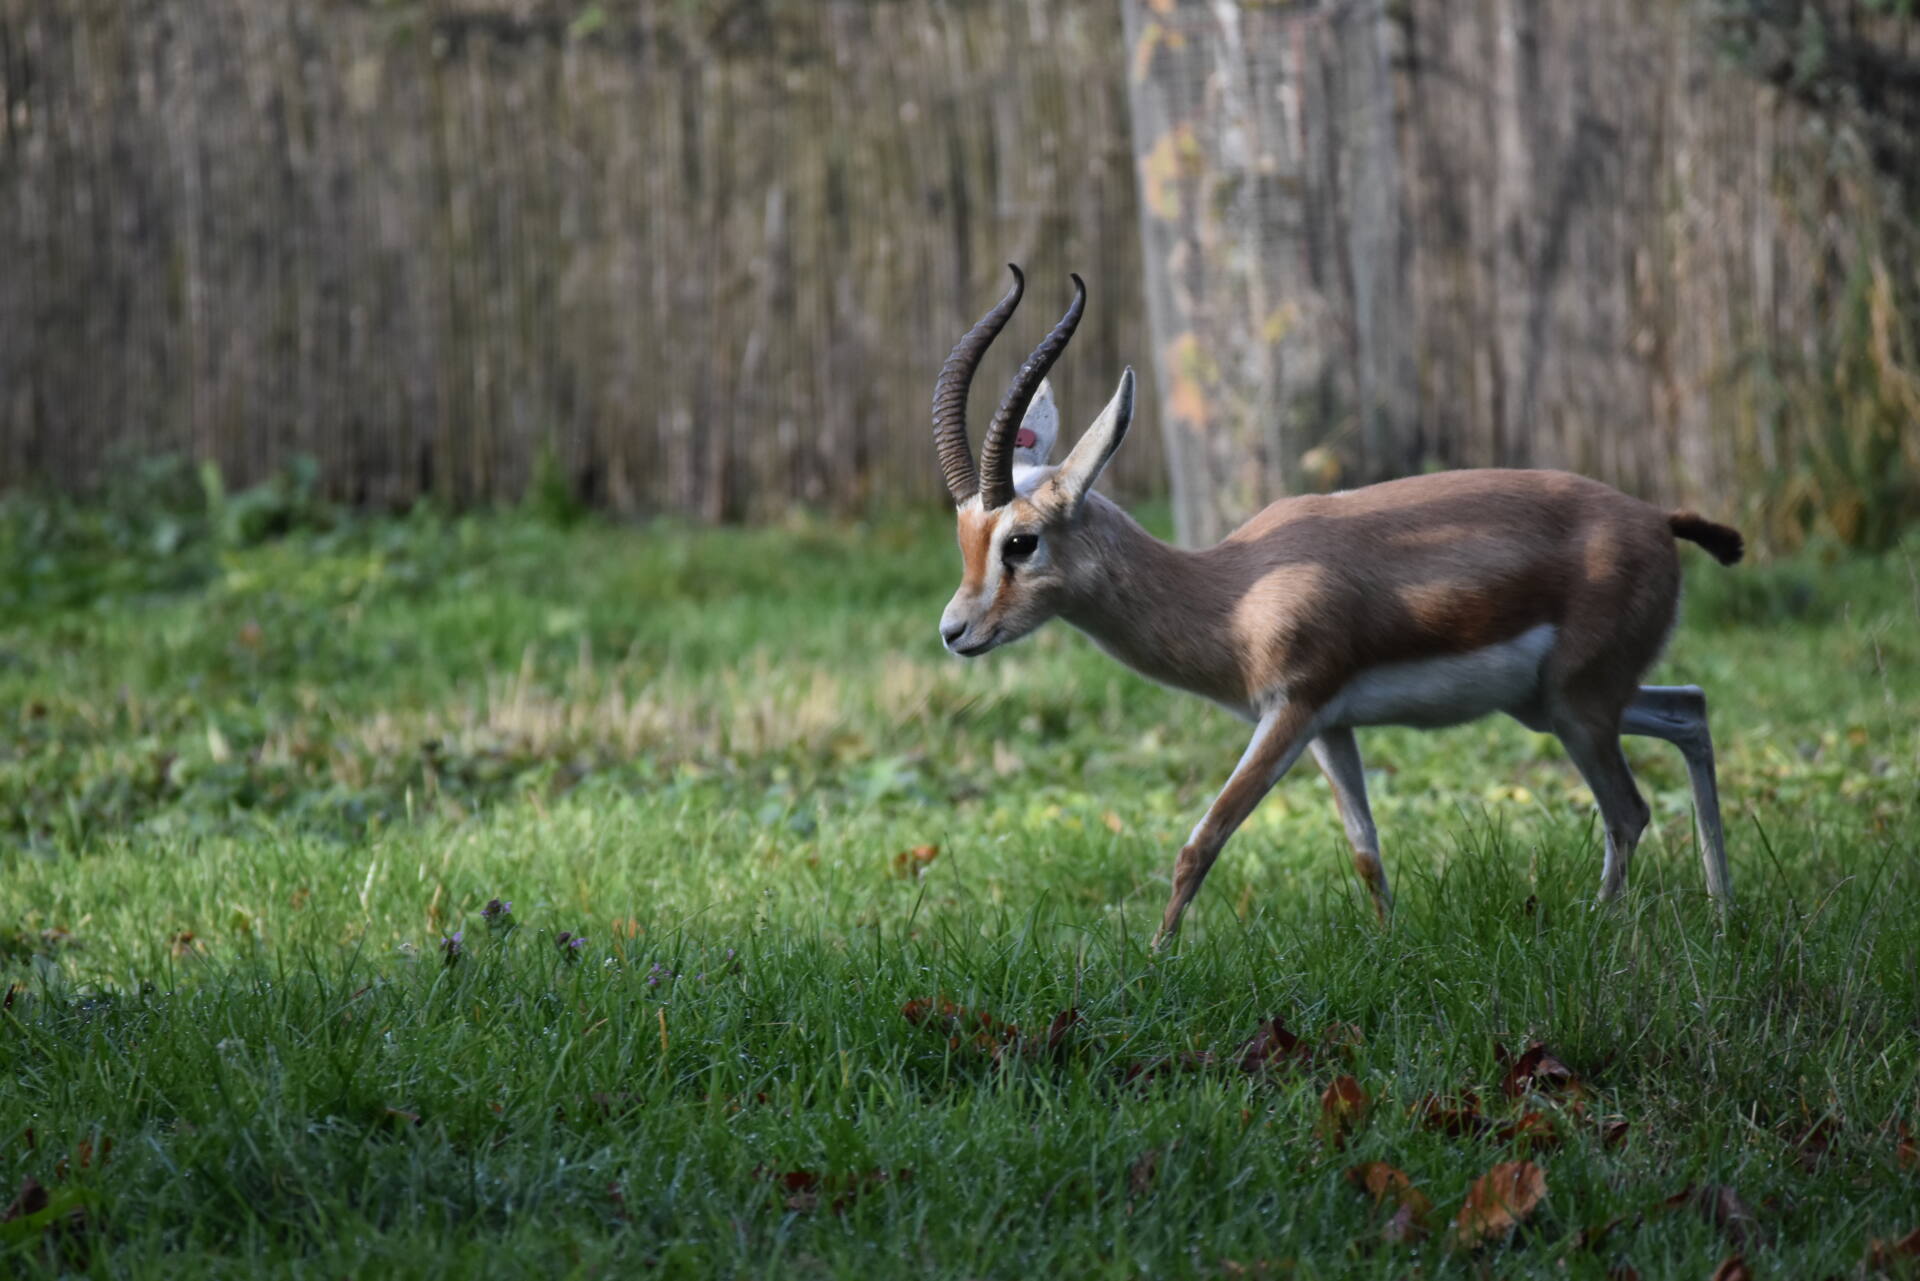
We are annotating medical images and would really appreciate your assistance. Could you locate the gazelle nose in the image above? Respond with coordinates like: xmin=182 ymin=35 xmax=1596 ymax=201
xmin=941 ymin=622 xmax=966 ymax=648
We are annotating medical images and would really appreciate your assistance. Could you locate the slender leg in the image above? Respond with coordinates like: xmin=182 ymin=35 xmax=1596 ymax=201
xmin=1621 ymin=684 xmax=1733 ymax=905
xmin=1309 ymin=727 xmax=1392 ymax=924
xmin=1154 ymin=700 xmax=1318 ymax=948
xmin=1550 ymin=709 xmax=1651 ymax=901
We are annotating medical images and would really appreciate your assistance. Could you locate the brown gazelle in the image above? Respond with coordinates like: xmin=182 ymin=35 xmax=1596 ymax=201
xmin=932 ymin=266 xmax=1743 ymax=946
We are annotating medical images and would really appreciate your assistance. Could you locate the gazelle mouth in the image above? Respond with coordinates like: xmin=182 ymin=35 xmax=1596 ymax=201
xmin=953 ymin=629 xmax=1000 ymax=657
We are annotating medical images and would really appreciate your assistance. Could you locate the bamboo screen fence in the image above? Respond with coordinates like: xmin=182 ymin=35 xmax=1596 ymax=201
xmin=2 ymin=0 xmax=1916 ymax=540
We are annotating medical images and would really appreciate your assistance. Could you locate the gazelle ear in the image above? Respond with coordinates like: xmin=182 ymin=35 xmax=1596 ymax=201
xmin=1011 ymin=378 xmax=1059 ymax=494
xmin=1053 ymin=367 xmax=1134 ymax=515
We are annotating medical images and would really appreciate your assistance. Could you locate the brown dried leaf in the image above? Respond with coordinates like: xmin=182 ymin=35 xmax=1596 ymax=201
xmin=1454 ymin=1161 xmax=1547 ymax=1247
xmin=1864 ymin=1227 xmax=1920 ymax=1271
xmin=1 ymin=1176 xmax=48 ymax=1223
xmin=1708 ymin=1255 xmax=1752 ymax=1281
xmin=1318 ymin=1022 xmax=1365 ymax=1059
xmin=1043 ymin=1007 xmax=1080 ymax=1055
xmin=1891 ymin=1119 xmax=1916 ymax=1170
xmin=1318 ymin=1075 xmax=1370 ymax=1146
xmin=1573 ymin=1215 xmax=1626 ymax=1252
xmin=1236 ymin=1017 xmax=1312 ymax=1075
xmin=1695 ymin=1184 xmax=1763 ymax=1253
xmin=1493 ymin=1110 xmax=1561 ymax=1150
xmin=1217 ymin=1260 xmax=1292 ymax=1279
xmin=1606 ymin=1267 xmax=1643 ymax=1281
xmin=1790 ymin=1114 xmax=1842 ymax=1171
xmin=1128 ymin=1148 xmax=1162 ymax=1200
xmin=1346 ymin=1162 xmax=1417 ymax=1206
xmin=890 ymin=844 xmax=939 ymax=878
xmin=755 ymin=1166 xmax=911 ymax=1215
xmin=1497 ymin=1041 xmax=1586 ymax=1101
xmin=1412 ymin=1092 xmax=1491 ymax=1139
xmin=1118 ymin=1051 xmax=1219 ymax=1087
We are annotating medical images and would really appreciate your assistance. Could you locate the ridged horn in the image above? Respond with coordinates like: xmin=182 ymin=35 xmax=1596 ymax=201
xmin=931 ymin=265 xmax=1024 ymax=505
xmin=979 ymin=273 xmax=1085 ymax=510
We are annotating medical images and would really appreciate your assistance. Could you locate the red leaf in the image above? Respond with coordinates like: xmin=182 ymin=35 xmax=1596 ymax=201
xmin=1454 ymin=1161 xmax=1547 ymax=1247
xmin=1891 ymin=1119 xmax=1917 ymax=1171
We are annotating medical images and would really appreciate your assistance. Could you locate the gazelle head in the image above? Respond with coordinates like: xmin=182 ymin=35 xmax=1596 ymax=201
xmin=931 ymin=266 xmax=1135 ymax=657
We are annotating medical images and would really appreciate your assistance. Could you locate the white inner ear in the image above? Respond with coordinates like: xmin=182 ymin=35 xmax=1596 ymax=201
xmin=1011 ymin=378 xmax=1059 ymax=495
xmin=1055 ymin=367 xmax=1134 ymax=512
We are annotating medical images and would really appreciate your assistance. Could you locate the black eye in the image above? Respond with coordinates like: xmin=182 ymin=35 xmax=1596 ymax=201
xmin=1003 ymin=533 xmax=1038 ymax=561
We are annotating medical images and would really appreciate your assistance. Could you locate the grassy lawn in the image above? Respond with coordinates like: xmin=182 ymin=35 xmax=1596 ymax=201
xmin=3 ymin=495 xmax=1918 ymax=1278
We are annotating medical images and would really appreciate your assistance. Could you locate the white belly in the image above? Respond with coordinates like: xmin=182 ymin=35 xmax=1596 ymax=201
xmin=1324 ymin=624 xmax=1557 ymax=730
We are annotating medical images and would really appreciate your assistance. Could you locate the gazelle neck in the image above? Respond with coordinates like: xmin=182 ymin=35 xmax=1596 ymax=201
xmin=1058 ymin=496 xmax=1252 ymax=711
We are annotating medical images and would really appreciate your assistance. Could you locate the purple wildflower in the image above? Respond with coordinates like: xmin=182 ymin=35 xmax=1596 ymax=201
xmin=481 ymin=898 xmax=514 ymax=931
xmin=557 ymin=931 xmax=585 ymax=962
xmin=440 ymin=931 xmax=463 ymax=966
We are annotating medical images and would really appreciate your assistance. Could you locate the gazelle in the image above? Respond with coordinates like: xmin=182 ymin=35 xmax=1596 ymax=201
xmin=931 ymin=267 xmax=1742 ymax=945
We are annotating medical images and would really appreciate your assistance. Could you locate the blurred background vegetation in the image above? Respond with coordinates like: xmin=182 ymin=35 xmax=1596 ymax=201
xmin=0 ymin=0 xmax=1915 ymax=551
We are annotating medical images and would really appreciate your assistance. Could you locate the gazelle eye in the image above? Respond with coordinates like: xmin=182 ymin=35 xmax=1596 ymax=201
xmin=1003 ymin=533 xmax=1039 ymax=561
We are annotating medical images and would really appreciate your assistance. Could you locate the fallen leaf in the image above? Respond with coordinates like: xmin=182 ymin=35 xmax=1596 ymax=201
xmin=1454 ymin=1161 xmax=1547 ymax=1246
xmin=1318 ymin=1022 xmax=1366 ymax=1059
xmin=1607 ymin=1268 xmax=1643 ymax=1281
xmin=1318 ymin=1076 xmax=1370 ymax=1146
xmin=1346 ymin=1162 xmax=1421 ymax=1207
xmin=1043 ymin=1007 xmax=1080 ymax=1055
xmin=1660 ymin=1184 xmax=1763 ymax=1253
xmin=1 ymin=1177 xmax=48 ymax=1223
xmin=753 ymin=1166 xmax=911 ymax=1215
xmin=1790 ymin=1114 xmax=1842 ymax=1171
xmin=1412 ymin=1092 xmax=1491 ymax=1139
xmin=1599 ymin=1117 xmax=1631 ymax=1148
xmin=1708 ymin=1255 xmax=1751 ymax=1281
xmin=890 ymin=844 xmax=939 ymax=878
xmin=1573 ymin=1215 xmax=1626 ymax=1251
xmin=53 ymin=1137 xmax=111 ymax=1179
xmin=1493 ymin=1110 xmax=1561 ymax=1150
xmin=1103 ymin=811 xmax=1125 ymax=834
xmin=1118 ymin=1051 xmax=1219 ymax=1086
xmin=1382 ymin=1200 xmax=1427 ymax=1245
xmin=1497 ymin=1042 xmax=1586 ymax=1100
xmin=1891 ymin=1119 xmax=1916 ymax=1170
xmin=1237 ymin=1017 xmax=1313 ymax=1075
xmin=1864 ymin=1226 xmax=1920 ymax=1270
xmin=1217 ymin=1260 xmax=1293 ymax=1278
xmin=1128 ymin=1148 xmax=1162 ymax=1200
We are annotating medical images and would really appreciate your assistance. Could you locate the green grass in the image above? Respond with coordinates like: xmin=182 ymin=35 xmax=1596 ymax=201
xmin=3 ymin=499 xmax=1918 ymax=1278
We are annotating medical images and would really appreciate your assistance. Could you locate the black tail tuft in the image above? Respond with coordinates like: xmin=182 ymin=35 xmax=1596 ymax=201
xmin=1669 ymin=512 xmax=1744 ymax=565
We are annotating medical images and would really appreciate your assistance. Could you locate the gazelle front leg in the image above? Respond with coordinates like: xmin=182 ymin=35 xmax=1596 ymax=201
xmin=1154 ymin=700 xmax=1318 ymax=949
xmin=1309 ymin=727 xmax=1392 ymax=925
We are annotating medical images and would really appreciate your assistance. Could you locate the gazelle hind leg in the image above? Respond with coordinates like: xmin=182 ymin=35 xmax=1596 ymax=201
xmin=1621 ymin=685 xmax=1733 ymax=905
xmin=1550 ymin=709 xmax=1650 ymax=901
xmin=1309 ymin=728 xmax=1392 ymax=924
